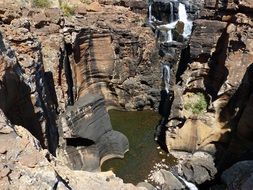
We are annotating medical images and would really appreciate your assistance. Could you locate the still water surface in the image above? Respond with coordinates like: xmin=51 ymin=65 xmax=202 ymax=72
xmin=101 ymin=110 xmax=177 ymax=185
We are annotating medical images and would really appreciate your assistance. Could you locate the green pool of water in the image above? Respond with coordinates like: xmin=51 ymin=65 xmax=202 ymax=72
xmin=101 ymin=110 xmax=177 ymax=185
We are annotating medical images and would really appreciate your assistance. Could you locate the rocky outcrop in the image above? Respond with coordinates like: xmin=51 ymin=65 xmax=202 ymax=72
xmin=0 ymin=0 xmax=161 ymax=188
xmin=167 ymin=0 xmax=253 ymax=155
xmin=63 ymin=14 xmax=160 ymax=110
xmin=0 ymin=108 xmax=145 ymax=190
xmin=0 ymin=0 xmax=161 ymax=152
xmin=221 ymin=161 xmax=253 ymax=190
xmin=163 ymin=0 xmax=253 ymax=186
xmin=0 ymin=22 xmax=58 ymax=154
xmin=58 ymin=94 xmax=129 ymax=171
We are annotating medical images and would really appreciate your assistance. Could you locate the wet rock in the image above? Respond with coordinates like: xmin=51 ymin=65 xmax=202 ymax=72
xmin=137 ymin=182 xmax=156 ymax=190
xmin=160 ymin=169 xmax=186 ymax=190
xmin=61 ymin=94 xmax=111 ymax=141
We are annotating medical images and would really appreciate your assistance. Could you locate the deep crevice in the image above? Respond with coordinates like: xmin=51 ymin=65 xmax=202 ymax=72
xmin=64 ymin=42 xmax=74 ymax=106
xmin=66 ymin=138 xmax=95 ymax=147
xmin=176 ymin=45 xmax=191 ymax=84
xmin=204 ymin=25 xmax=229 ymax=101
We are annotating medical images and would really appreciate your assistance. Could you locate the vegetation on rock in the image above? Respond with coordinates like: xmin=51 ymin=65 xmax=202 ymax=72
xmin=32 ymin=0 xmax=51 ymax=8
xmin=81 ymin=0 xmax=92 ymax=4
xmin=60 ymin=2 xmax=75 ymax=16
xmin=184 ymin=92 xmax=207 ymax=114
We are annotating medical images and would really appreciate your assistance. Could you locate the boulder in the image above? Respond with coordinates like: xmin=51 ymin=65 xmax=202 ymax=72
xmin=221 ymin=161 xmax=253 ymax=190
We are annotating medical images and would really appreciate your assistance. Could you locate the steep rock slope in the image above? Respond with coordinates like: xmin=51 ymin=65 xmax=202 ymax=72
xmin=165 ymin=0 xmax=253 ymax=185
xmin=0 ymin=0 xmax=161 ymax=154
xmin=0 ymin=108 xmax=146 ymax=190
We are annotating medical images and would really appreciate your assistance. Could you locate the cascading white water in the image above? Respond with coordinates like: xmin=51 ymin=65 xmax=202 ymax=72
xmin=148 ymin=4 xmax=152 ymax=23
xmin=178 ymin=176 xmax=198 ymax=190
xmin=156 ymin=2 xmax=192 ymax=42
xmin=167 ymin=30 xmax=173 ymax=42
xmin=178 ymin=3 xmax=193 ymax=38
xmin=157 ymin=21 xmax=177 ymax=42
xmin=162 ymin=65 xmax=171 ymax=93
xmin=169 ymin=2 xmax=174 ymax=22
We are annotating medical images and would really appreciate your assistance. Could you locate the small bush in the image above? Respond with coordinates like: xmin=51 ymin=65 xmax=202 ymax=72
xmin=32 ymin=0 xmax=51 ymax=8
xmin=61 ymin=3 xmax=75 ymax=16
xmin=184 ymin=92 xmax=207 ymax=115
xmin=81 ymin=0 xmax=92 ymax=4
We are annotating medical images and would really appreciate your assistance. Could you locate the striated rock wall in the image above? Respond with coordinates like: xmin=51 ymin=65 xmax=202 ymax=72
xmin=0 ymin=108 xmax=146 ymax=190
xmin=164 ymin=0 xmax=253 ymax=185
xmin=58 ymin=94 xmax=129 ymax=171
xmin=0 ymin=0 xmax=160 ymax=188
xmin=0 ymin=0 xmax=161 ymax=153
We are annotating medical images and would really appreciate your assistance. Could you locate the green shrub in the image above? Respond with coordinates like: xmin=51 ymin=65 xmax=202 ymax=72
xmin=80 ymin=0 xmax=92 ymax=4
xmin=61 ymin=3 xmax=75 ymax=16
xmin=184 ymin=92 xmax=207 ymax=115
xmin=32 ymin=0 xmax=51 ymax=8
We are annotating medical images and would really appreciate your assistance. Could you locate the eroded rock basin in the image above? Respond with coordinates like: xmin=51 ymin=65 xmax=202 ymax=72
xmin=102 ymin=110 xmax=177 ymax=185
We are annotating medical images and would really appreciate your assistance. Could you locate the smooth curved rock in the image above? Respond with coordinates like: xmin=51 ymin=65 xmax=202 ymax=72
xmin=61 ymin=94 xmax=112 ymax=142
xmin=59 ymin=93 xmax=129 ymax=171
xmin=0 ymin=109 xmax=144 ymax=190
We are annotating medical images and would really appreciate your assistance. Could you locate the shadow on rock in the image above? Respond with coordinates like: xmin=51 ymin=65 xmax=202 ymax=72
xmin=154 ymin=90 xmax=174 ymax=152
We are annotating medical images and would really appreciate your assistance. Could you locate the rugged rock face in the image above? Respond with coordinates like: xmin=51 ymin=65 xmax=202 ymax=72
xmin=0 ymin=108 xmax=145 ymax=190
xmin=1 ymin=0 xmax=253 ymax=188
xmin=165 ymin=0 xmax=253 ymax=185
xmin=0 ymin=0 xmax=160 ymax=188
xmin=221 ymin=161 xmax=253 ymax=190
xmin=0 ymin=21 xmax=59 ymax=154
xmin=58 ymin=94 xmax=129 ymax=171
xmin=0 ymin=0 xmax=161 ymax=152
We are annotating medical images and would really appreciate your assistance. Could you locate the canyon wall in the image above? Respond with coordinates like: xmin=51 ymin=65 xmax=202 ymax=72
xmin=0 ymin=0 xmax=160 ymax=189
xmin=164 ymin=0 xmax=253 ymax=186
xmin=0 ymin=0 xmax=161 ymax=156
xmin=1 ymin=0 xmax=253 ymax=189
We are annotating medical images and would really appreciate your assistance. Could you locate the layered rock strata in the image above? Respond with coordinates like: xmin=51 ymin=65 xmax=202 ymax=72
xmin=58 ymin=94 xmax=129 ymax=171
xmin=0 ymin=0 xmax=160 ymax=155
xmin=0 ymin=0 xmax=160 ymax=188
xmin=0 ymin=108 xmax=145 ymax=190
xmin=164 ymin=0 xmax=253 ymax=185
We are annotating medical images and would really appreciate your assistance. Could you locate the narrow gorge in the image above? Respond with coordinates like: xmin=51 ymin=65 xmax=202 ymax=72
xmin=0 ymin=0 xmax=253 ymax=189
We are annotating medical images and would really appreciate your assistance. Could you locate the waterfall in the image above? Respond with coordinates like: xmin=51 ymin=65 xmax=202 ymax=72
xmin=148 ymin=4 xmax=152 ymax=23
xmin=178 ymin=176 xmax=198 ymax=190
xmin=162 ymin=65 xmax=170 ymax=93
xmin=157 ymin=21 xmax=177 ymax=42
xmin=156 ymin=2 xmax=192 ymax=42
xmin=167 ymin=30 xmax=172 ymax=42
xmin=178 ymin=3 xmax=193 ymax=38
xmin=169 ymin=2 xmax=174 ymax=22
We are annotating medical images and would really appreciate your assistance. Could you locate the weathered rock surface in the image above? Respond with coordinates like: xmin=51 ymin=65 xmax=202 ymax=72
xmin=158 ymin=169 xmax=186 ymax=190
xmin=0 ymin=0 xmax=160 ymax=153
xmin=0 ymin=108 xmax=145 ymax=190
xmin=0 ymin=0 xmax=159 ymax=189
xmin=61 ymin=94 xmax=111 ymax=141
xmin=58 ymin=93 xmax=129 ymax=171
xmin=221 ymin=161 xmax=253 ymax=190
xmin=0 ymin=24 xmax=58 ymax=154
xmin=167 ymin=0 xmax=253 ymax=157
xmin=162 ymin=0 xmax=253 ymax=186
